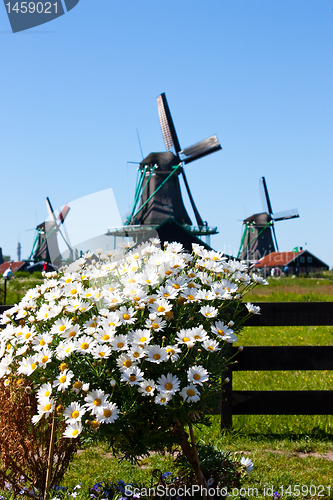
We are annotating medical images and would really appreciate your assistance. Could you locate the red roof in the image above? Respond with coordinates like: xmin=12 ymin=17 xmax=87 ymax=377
xmin=254 ymin=251 xmax=304 ymax=268
xmin=0 ymin=261 xmax=25 ymax=274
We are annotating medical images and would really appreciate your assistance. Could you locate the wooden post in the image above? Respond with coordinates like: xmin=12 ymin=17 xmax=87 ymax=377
xmin=44 ymin=416 xmax=56 ymax=500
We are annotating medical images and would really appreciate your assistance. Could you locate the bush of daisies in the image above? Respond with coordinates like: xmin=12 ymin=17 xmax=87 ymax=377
xmin=0 ymin=240 xmax=266 ymax=460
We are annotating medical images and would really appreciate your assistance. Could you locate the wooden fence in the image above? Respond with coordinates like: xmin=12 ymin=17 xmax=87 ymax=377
xmin=1 ymin=302 xmax=333 ymax=427
xmin=219 ymin=302 xmax=333 ymax=428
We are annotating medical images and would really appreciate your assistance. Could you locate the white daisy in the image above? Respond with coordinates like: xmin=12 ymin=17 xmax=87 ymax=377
xmin=187 ymin=366 xmax=209 ymax=386
xmin=63 ymin=402 xmax=86 ymax=425
xmin=146 ymin=345 xmax=168 ymax=364
xmin=180 ymin=384 xmax=200 ymax=403
xmin=154 ymin=392 xmax=172 ymax=405
xmin=156 ymin=373 xmax=180 ymax=395
xmin=63 ymin=422 xmax=82 ymax=439
xmin=121 ymin=366 xmax=144 ymax=386
xmin=199 ymin=305 xmax=218 ymax=318
xmin=53 ymin=369 xmax=74 ymax=392
xmin=138 ymin=379 xmax=156 ymax=397
xmin=84 ymin=389 xmax=109 ymax=415
xmin=98 ymin=402 xmax=119 ymax=423
xmin=203 ymin=339 xmax=221 ymax=352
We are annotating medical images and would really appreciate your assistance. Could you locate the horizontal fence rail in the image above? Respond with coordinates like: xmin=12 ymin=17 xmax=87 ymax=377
xmin=220 ymin=302 xmax=333 ymax=428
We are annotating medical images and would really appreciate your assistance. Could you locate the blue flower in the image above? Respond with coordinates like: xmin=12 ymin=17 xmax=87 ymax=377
xmin=162 ymin=472 xmax=172 ymax=480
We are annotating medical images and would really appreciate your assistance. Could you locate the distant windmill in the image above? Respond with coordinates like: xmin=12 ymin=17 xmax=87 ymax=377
xmin=30 ymin=197 xmax=73 ymax=267
xmin=237 ymin=177 xmax=299 ymax=261
xmin=125 ymin=93 xmax=222 ymax=250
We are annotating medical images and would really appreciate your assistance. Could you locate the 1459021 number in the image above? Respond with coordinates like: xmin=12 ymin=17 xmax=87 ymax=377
xmin=6 ymin=2 xmax=59 ymax=14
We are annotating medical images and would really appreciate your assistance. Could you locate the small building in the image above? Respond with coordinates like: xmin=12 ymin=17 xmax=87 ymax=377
xmin=0 ymin=261 xmax=29 ymax=276
xmin=253 ymin=249 xmax=329 ymax=276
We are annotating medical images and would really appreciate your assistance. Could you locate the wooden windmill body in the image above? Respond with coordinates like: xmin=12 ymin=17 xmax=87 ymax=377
xmin=238 ymin=177 xmax=299 ymax=262
xmin=126 ymin=93 xmax=222 ymax=251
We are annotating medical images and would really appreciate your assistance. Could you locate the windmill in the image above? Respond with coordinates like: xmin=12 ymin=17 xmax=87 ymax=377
xmin=238 ymin=177 xmax=299 ymax=262
xmin=124 ymin=93 xmax=222 ymax=250
xmin=29 ymin=197 xmax=73 ymax=267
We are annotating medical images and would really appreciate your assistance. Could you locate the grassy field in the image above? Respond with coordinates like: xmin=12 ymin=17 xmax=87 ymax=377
xmin=58 ymin=277 xmax=333 ymax=499
xmin=1 ymin=275 xmax=333 ymax=498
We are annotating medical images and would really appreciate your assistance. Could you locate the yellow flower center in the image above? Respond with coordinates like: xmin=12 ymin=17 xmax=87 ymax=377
xmin=44 ymin=390 xmax=50 ymax=397
xmin=145 ymin=279 xmax=151 ymax=284
xmin=81 ymin=343 xmax=89 ymax=350
xmin=24 ymin=333 xmax=31 ymax=339
xmin=69 ymin=331 xmax=76 ymax=338
xmin=65 ymin=278 xmax=72 ymax=283
xmin=205 ymin=312 xmax=211 ymax=317
xmin=111 ymin=298 xmax=118 ymax=303
xmin=99 ymin=352 xmax=105 ymax=357
xmin=129 ymin=375 xmax=136 ymax=382
xmin=133 ymin=352 xmax=140 ymax=358
xmin=173 ymin=284 xmax=180 ymax=289
xmin=90 ymin=322 xmax=97 ymax=328
xmin=59 ymin=325 xmax=66 ymax=332
xmin=103 ymin=334 xmax=110 ymax=341
xmin=167 ymin=349 xmax=175 ymax=355
xmin=72 ymin=429 xmax=79 ymax=436
xmin=72 ymin=410 xmax=80 ymax=419
xmin=153 ymin=353 xmax=161 ymax=360
xmin=91 ymin=420 xmax=100 ymax=429
xmin=123 ymin=314 xmax=130 ymax=320
xmin=44 ymin=404 xmax=52 ymax=411
xmin=60 ymin=376 xmax=67 ymax=384
xmin=74 ymin=381 xmax=82 ymax=389
xmin=94 ymin=398 xmax=102 ymax=406
xmin=163 ymin=293 xmax=170 ymax=297
xmin=128 ymin=278 xmax=135 ymax=284
xmin=182 ymin=337 xmax=190 ymax=343
xmin=108 ymin=287 xmax=115 ymax=292
xmin=160 ymin=397 xmax=166 ymax=403
xmin=140 ymin=336 xmax=147 ymax=342
xmin=157 ymin=306 xmax=165 ymax=312
xmin=31 ymin=363 xmax=37 ymax=370
xmin=194 ymin=335 xmax=201 ymax=340
xmin=187 ymin=389 xmax=196 ymax=397
xmin=165 ymin=383 xmax=173 ymax=391
xmin=187 ymin=295 xmax=195 ymax=301
xmin=124 ymin=360 xmax=132 ymax=368
xmin=103 ymin=409 xmax=112 ymax=418
xmin=152 ymin=323 xmax=159 ymax=329
xmin=165 ymin=270 xmax=172 ymax=275
xmin=193 ymin=374 xmax=201 ymax=380
xmin=145 ymin=386 xmax=152 ymax=393
xmin=117 ymin=342 xmax=124 ymax=349
xmin=40 ymin=340 xmax=46 ymax=346
xmin=217 ymin=330 xmax=223 ymax=335
xmin=148 ymin=298 xmax=156 ymax=304
xmin=41 ymin=356 xmax=48 ymax=363
xmin=6 ymin=344 xmax=11 ymax=350
xmin=207 ymin=346 xmax=214 ymax=350
xmin=70 ymin=289 xmax=77 ymax=295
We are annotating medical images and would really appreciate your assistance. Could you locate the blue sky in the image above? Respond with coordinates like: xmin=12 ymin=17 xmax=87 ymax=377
xmin=1 ymin=0 xmax=332 ymax=266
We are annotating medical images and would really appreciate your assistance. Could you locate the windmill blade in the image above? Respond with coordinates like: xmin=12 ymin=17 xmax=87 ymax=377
xmin=180 ymin=135 xmax=222 ymax=164
xmin=272 ymin=209 xmax=299 ymax=222
xmin=58 ymin=204 xmax=71 ymax=224
xmin=157 ymin=93 xmax=181 ymax=154
xmin=46 ymin=197 xmax=58 ymax=227
xmin=271 ymin=222 xmax=279 ymax=252
xmin=181 ymin=169 xmax=204 ymax=227
xmin=260 ymin=177 xmax=273 ymax=215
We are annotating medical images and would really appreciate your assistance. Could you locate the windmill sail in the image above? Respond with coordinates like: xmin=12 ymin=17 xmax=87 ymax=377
xmin=157 ymin=93 xmax=181 ymax=154
xmin=180 ymin=135 xmax=221 ymax=164
xmin=238 ymin=177 xmax=300 ymax=261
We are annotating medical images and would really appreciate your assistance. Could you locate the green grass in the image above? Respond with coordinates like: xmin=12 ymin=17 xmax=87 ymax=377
xmin=246 ymin=277 xmax=333 ymax=302
xmin=3 ymin=275 xmax=333 ymax=498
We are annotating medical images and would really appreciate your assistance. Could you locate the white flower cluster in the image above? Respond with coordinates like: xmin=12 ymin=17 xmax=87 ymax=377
xmin=0 ymin=241 xmax=267 ymax=439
